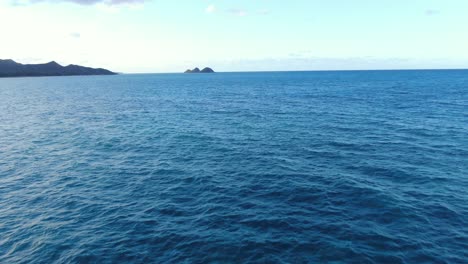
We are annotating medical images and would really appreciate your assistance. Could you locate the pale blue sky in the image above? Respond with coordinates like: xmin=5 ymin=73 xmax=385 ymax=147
xmin=1 ymin=0 xmax=467 ymax=72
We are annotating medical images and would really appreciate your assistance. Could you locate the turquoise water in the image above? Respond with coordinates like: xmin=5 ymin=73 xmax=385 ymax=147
xmin=0 ymin=71 xmax=467 ymax=263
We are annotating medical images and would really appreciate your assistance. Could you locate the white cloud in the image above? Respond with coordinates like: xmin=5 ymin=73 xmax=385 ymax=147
xmin=227 ymin=8 xmax=247 ymax=17
xmin=205 ymin=4 xmax=216 ymax=13
xmin=70 ymin=32 xmax=81 ymax=38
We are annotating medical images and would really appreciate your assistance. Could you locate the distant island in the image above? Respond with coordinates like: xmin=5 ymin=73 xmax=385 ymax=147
xmin=184 ymin=67 xmax=215 ymax=73
xmin=0 ymin=59 xmax=116 ymax=78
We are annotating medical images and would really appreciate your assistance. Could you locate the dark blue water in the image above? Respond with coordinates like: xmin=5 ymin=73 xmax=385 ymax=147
xmin=0 ymin=71 xmax=467 ymax=263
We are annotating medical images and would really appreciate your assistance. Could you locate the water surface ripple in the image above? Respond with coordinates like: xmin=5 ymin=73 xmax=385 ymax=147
xmin=0 ymin=71 xmax=467 ymax=263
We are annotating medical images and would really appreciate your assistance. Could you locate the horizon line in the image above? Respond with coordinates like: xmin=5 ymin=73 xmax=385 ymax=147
xmin=121 ymin=68 xmax=468 ymax=75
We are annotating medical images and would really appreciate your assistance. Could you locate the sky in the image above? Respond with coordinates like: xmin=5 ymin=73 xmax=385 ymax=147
xmin=0 ymin=0 xmax=468 ymax=73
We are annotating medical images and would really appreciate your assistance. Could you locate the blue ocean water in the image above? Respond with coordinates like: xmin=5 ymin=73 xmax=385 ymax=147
xmin=0 ymin=71 xmax=467 ymax=263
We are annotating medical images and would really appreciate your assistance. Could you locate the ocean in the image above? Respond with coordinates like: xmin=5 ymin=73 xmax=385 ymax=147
xmin=0 ymin=71 xmax=467 ymax=263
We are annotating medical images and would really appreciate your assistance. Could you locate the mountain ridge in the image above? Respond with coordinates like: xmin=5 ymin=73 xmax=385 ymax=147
xmin=0 ymin=59 xmax=116 ymax=77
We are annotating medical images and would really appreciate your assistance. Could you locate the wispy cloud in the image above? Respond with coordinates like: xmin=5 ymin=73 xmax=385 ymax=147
xmin=225 ymin=8 xmax=270 ymax=17
xmin=258 ymin=9 xmax=270 ymax=15
xmin=11 ymin=0 xmax=149 ymax=6
xmin=227 ymin=8 xmax=247 ymax=17
xmin=205 ymin=5 xmax=268 ymax=17
xmin=425 ymin=9 xmax=440 ymax=16
xmin=69 ymin=32 xmax=81 ymax=38
xmin=205 ymin=4 xmax=216 ymax=14
xmin=214 ymin=56 xmax=456 ymax=72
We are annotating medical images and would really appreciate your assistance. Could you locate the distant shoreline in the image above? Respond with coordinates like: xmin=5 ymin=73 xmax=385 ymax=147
xmin=0 ymin=59 xmax=116 ymax=78
xmin=1 ymin=67 xmax=467 ymax=78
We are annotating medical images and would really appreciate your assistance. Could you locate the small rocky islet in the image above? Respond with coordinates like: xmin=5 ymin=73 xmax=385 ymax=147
xmin=184 ymin=67 xmax=215 ymax=73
